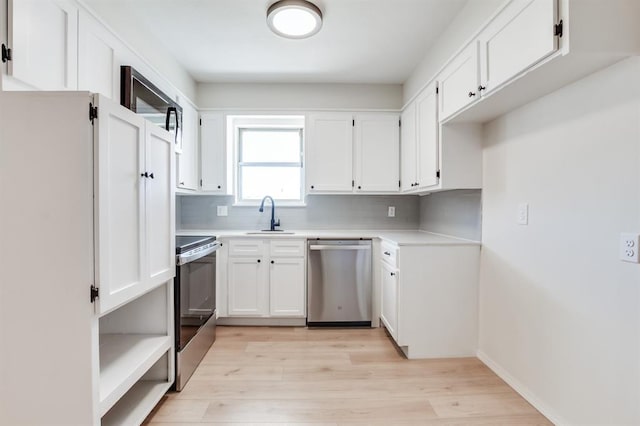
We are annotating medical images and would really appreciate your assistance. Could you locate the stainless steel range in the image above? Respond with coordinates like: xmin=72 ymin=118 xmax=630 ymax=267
xmin=174 ymin=235 xmax=220 ymax=391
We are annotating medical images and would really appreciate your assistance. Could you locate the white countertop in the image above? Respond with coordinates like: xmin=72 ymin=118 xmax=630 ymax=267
xmin=176 ymin=229 xmax=480 ymax=246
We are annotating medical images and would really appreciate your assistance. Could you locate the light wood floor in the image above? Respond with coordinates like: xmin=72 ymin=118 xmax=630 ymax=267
xmin=145 ymin=326 xmax=551 ymax=425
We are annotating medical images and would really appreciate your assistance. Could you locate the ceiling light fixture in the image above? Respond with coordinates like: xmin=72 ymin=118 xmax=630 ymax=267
xmin=267 ymin=0 xmax=323 ymax=39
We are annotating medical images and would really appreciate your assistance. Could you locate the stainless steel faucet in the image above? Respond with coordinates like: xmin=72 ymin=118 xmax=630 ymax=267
xmin=258 ymin=195 xmax=280 ymax=231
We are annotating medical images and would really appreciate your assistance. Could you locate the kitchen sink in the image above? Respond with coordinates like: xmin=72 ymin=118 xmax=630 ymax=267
xmin=245 ymin=230 xmax=295 ymax=235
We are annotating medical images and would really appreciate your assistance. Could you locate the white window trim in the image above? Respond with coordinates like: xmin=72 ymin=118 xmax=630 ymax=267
xmin=228 ymin=115 xmax=306 ymax=206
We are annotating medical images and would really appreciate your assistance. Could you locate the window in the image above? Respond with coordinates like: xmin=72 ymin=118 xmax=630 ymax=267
xmin=231 ymin=116 xmax=304 ymax=204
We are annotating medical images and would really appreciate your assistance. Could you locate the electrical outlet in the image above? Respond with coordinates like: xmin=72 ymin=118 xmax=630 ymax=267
xmin=217 ymin=205 xmax=228 ymax=217
xmin=388 ymin=206 xmax=396 ymax=217
xmin=517 ymin=203 xmax=529 ymax=225
xmin=619 ymin=233 xmax=640 ymax=263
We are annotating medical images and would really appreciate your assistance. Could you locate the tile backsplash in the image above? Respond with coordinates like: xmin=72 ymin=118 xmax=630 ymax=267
xmin=178 ymin=194 xmax=420 ymax=230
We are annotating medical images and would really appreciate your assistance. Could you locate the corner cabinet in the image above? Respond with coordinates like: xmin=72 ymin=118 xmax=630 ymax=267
xmin=306 ymin=112 xmax=400 ymax=194
xmin=0 ymin=92 xmax=175 ymax=425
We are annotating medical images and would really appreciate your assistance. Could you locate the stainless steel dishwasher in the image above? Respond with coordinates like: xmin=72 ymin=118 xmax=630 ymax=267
xmin=307 ymin=239 xmax=372 ymax=326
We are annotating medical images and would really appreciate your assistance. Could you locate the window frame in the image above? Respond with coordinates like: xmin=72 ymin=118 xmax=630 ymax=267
xmin=229 ymin=115 xmax=306 ymax=206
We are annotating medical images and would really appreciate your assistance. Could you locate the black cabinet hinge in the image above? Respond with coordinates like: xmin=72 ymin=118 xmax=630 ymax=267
xmin=436 ymin=86 xmax=439 ymax=94
xmin=1 ymin=44 xmax=11 ymax=63
xmin=554 ymin=20 xmax=563 ymax=37
xmin=352 ymin=119 xmax=355 ymax=127
xmin=399 ymin=119 xmax=401 ymax=127
xmin=200 ymin=179 xmax=203 ymax=187
xmin=436 ymin=170 xmax=441 ymax=179
xmin=199 ymin=118 xmax=202 ymax=125
xmin=398 ymin=180 xmax=401 ymax=188
xmin=89 ymin=103 xmax=98 ymax=124
xmin=352 ymin=180 xmax=355 ymax=188
xmin=90 ymin=285 xmax=99 ymax=303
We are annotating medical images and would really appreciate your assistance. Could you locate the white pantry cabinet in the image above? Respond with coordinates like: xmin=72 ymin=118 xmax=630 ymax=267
xmin=177 ymin=99 xmax=199 ymax=190
xmin=401 ymin=82 xmax=439 ymax=192
xmin=200 ymin=112 xmax=230 ymax=193
xmin=6 ymin=0 xmax=78 ymax=90
xmin=306 ymin=112 xmax=400 ymax=194
xmin=377 ymin=241 xmax=479 ymax=359
xmin=221 ymin=238 xmax=306 ymax=321
xmin=354 ymin=114 xmax=400 ymax=193
xmin=0 ymin=91 xmax=175 ymax=425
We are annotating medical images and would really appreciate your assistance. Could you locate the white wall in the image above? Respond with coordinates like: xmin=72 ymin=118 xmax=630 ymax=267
xmin=479 ymin=57 xmax=640 ymax=424
xmin=403 ymin=0 xmax=504 ymax=104
xmin=197 ymin=83 xmax=403 ymax=110
xmin=419 ymin=190 xmax=482 ymax=241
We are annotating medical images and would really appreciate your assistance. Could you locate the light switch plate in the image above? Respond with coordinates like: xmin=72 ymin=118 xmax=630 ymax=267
xmin=619 ymin=233 xmax=640 ymax=263
xmin=217 ymin=205 xmax=228 ymax=217
xmin=517 ymin=203 xmax=529 ymax=225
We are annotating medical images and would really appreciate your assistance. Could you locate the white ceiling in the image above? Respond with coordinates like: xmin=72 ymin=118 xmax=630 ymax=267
xmin=86 ymin=0 xmax=468 ymax=84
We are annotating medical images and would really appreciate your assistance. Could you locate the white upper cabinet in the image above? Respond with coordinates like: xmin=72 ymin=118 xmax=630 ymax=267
xmin=354 ymin=114 xmax=400 ymax=193
xmin=306 ymin=113 xmax=354 ymax=192
xmin=415 ymin=85 xmax=439 ymax=189
xmin=8 ymin=0 xmax=78 ymax=90
xmin=438 ymin=42 xmax=480 ymax=121
xmin=78 ymin=10 xmax=121 ymax=99
xmin=200 ymin=112 xmax=228 ymax=193
xmin=479 ymin=0 xmax=558 ymax=94
xmin=95 ymin=96 xmax=175 ymax=315
xmin=400 ymin=102 xmax=417 ymax=192
xmin=177 ymin=100 xmax=199 ymax=190
xmin=401 ymin=83 xmax=439 ymax=192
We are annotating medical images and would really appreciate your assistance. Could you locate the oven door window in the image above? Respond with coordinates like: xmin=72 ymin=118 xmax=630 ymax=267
xmin=178 ymin=254 xmax=215 ymax=350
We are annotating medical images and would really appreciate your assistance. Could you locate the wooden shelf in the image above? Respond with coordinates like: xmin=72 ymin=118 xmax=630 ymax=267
xmin=99 ymin=334 xmax=171 ymax=416
xmin=101 ymin=380 xmax=171 ymax=426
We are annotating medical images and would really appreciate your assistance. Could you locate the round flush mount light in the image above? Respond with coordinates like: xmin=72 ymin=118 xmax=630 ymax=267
xmin=267 ymin=0 xmax=323 ymax=39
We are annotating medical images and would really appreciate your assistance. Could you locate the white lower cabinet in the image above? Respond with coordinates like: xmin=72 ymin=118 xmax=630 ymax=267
xmin=223 ymin=238 xmax=306 ymax=320
xmin=0 ymin=91 xmax=174 ymax=425
xmin=378 ymin=241 xmax=479 ymax=359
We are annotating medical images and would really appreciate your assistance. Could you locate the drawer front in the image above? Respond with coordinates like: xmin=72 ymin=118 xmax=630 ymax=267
xmin=380 ymin=241 xmax=398 ymax=267
xmin=228 ymin=239 xmax=265 ymax=256
xmin=270 ymin=239 xmax=305 ymax=257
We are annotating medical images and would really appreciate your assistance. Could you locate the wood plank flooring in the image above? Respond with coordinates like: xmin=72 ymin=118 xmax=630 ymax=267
xmin=144 ymin=326 xmax=551 ymax=425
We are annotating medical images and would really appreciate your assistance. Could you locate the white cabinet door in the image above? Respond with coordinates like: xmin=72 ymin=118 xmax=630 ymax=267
xmin=306 ymin=113 xmax=353 ymax=192
xmin=145 ymin=123 xmax=175 ymax=286
xmin=228 ymin=257 xmax=269 ymax=316
xmin=479 ymin=0 xmax=558 ymax=93
xmin=95 ymin=96 xmax=146 ymax=314
xmin=270 ymin=258 xmax=305 ymax=317
xmin=354 ymin=114 xmax=400 ymax=193
xmin=415 ymin=84 xmax=439 ymax=189
xmin=8 ymin=0 xmax=78 ymax=90
xmin=200 ymin=112 xmax=227 ymax=193
xmin=438 ymin=42 xmax=479 ymax=121
xmin=400 ymin=102 xmax=417 ymax=192
xmin=177 ymin=101 xmax=199 ymax=190
xmin=78 ymin=10 xmax=120 ymax=99
xmin=380 ymin=261 xmax=398 ymax=341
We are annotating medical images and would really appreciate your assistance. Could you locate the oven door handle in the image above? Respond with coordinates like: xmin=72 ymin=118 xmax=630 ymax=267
xmin=177 ymin=242 xmax=221 ymax=266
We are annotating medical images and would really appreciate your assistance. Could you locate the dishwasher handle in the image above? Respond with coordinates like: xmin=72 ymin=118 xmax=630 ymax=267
xmin=309 ymin=244 xmax=371 ymax=251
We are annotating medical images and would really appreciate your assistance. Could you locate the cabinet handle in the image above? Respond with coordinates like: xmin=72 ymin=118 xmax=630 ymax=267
xmin=180 ymin=181 xmax=185 ymax=185
xmin=271 ymin=260 xmax=275 ymax=264
xmin=384 ymin=251 xmax=391 ymax=256
xmin=478 ymin=85 xmax=486 ymax=92
xmin=149 ymin=172 xmax=155 ymax=179
xmin=257 ymin=259 xmax=261 ymax=263
xmin=140 ymin=172 xmax=148 ymax=178
xmin=217 ymin=185 xmax=221 ymax=189
xmin=310 ymin=185 xmax=315 ymax=189
xmin=468 ymin=91 xmax=476 ymax=97
xmin=390 ymin=272 xmax=396 ymax=276
xmin=415 ymin=182 xmax=419 ymax=186
xmin=358 ymin=186 xmax=362 ymax=190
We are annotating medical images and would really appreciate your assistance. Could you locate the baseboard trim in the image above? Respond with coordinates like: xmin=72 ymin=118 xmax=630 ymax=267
xmin=476 ymin=350 xmax=567 ymax=426
xmin=217 ymin=317 xmax=306 ymax=326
